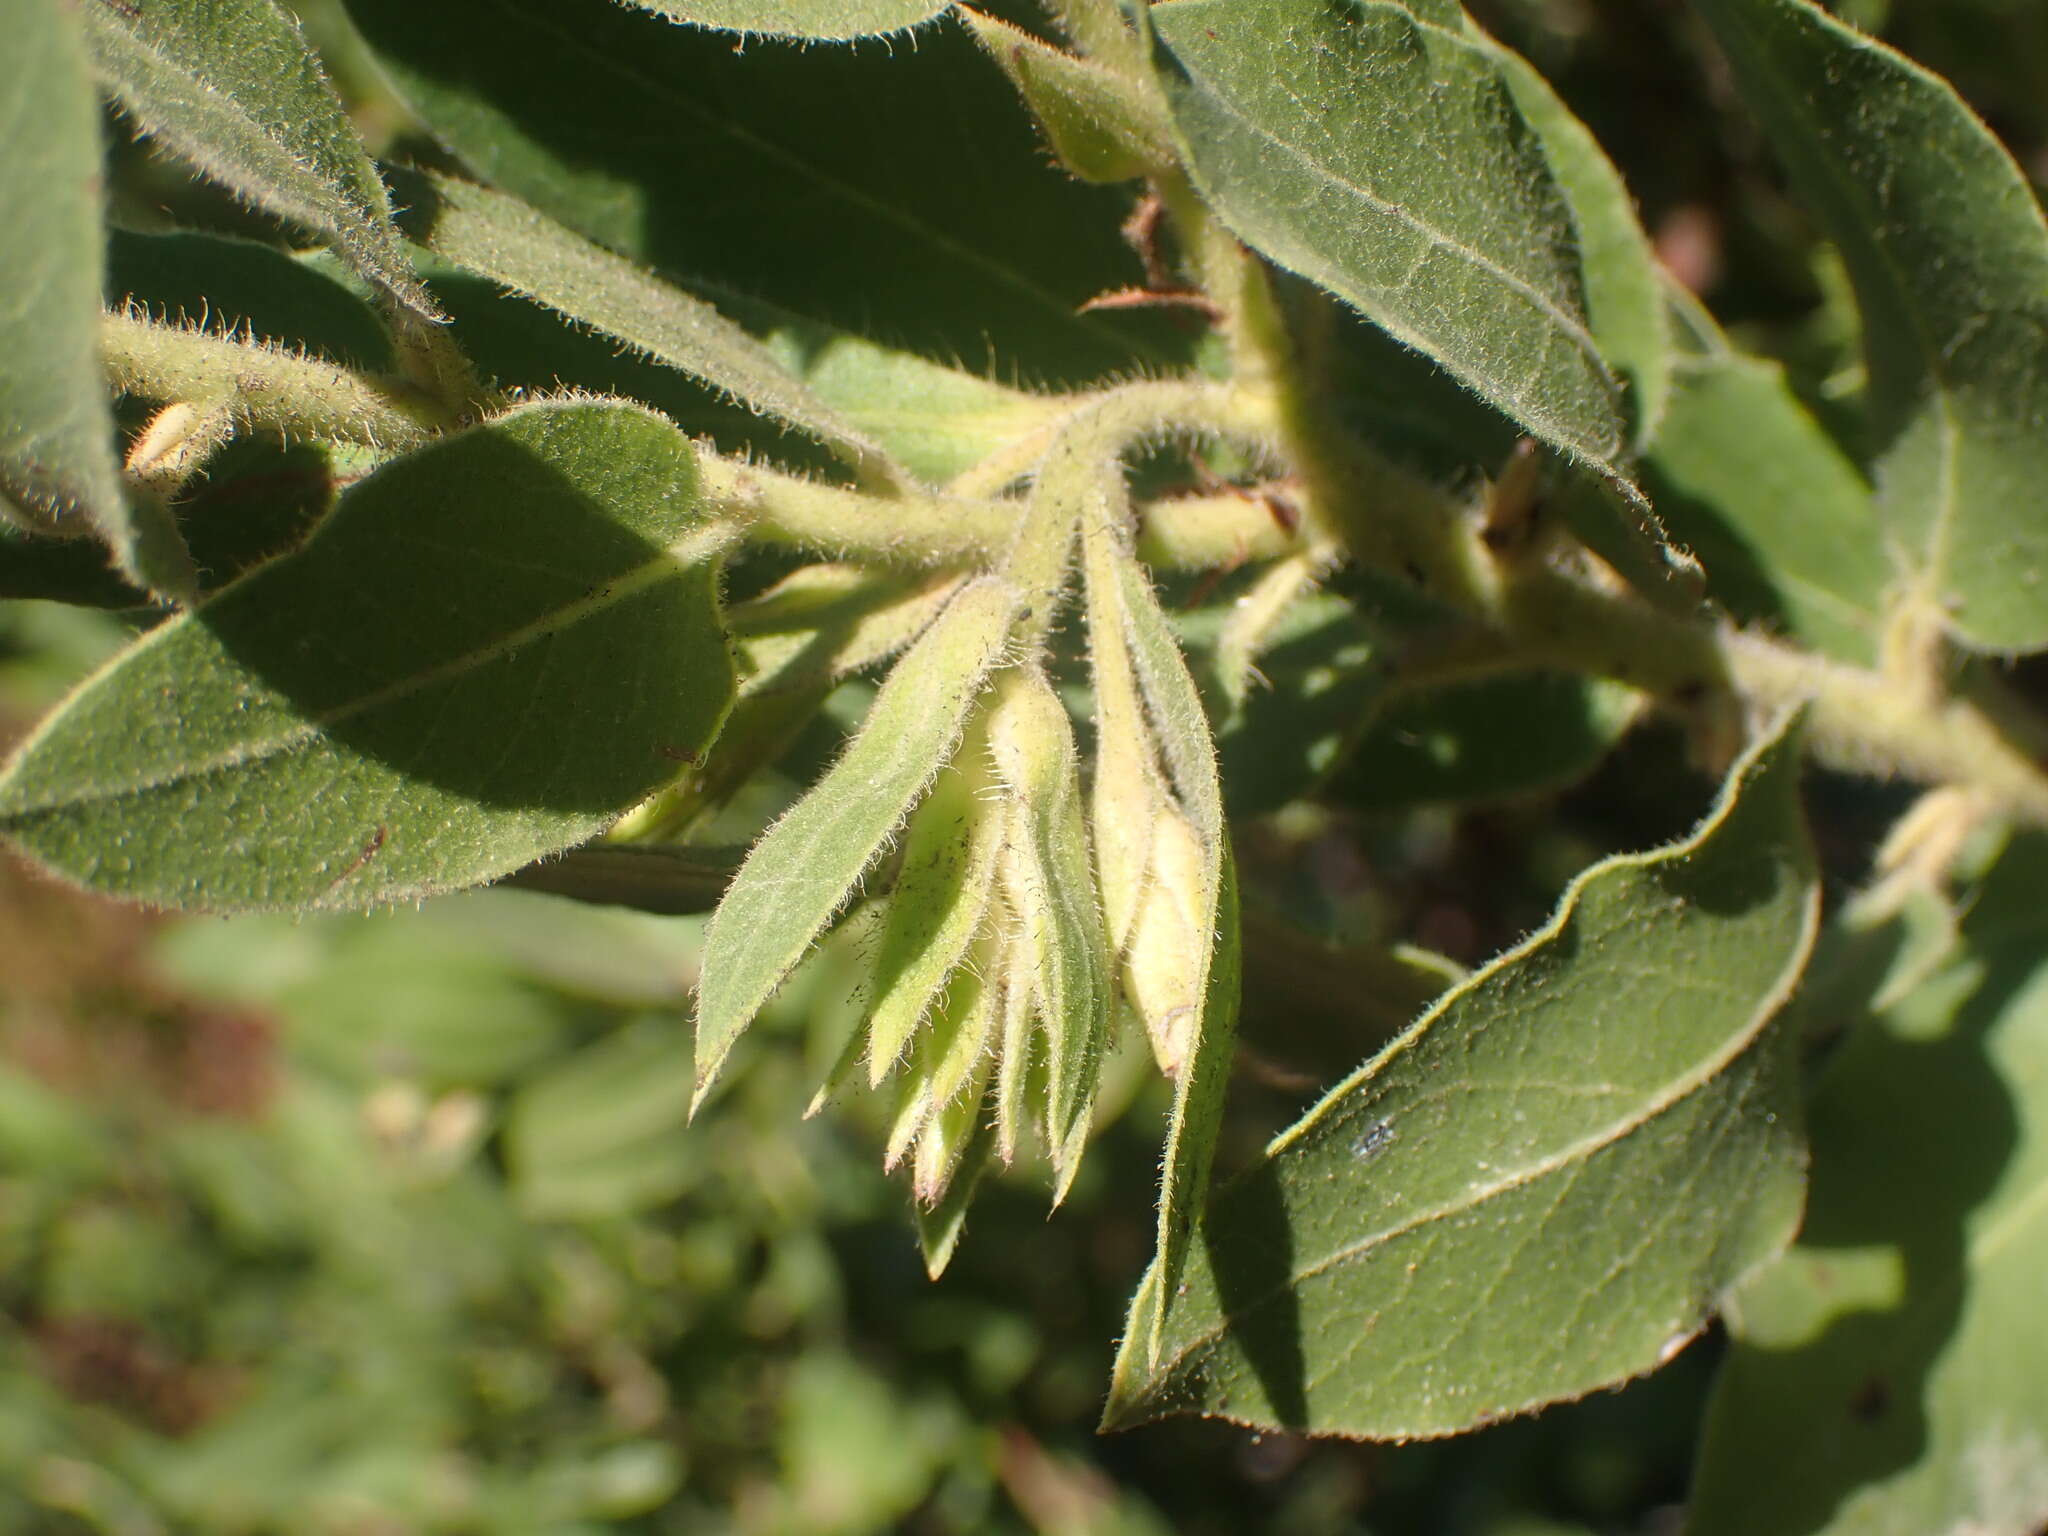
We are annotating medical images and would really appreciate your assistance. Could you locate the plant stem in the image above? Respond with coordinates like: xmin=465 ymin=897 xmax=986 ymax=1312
xmin=102 ymin=308 xmax=451 ymax=448
xmin=1135 ymin=489 xmax=1306 ymax=568
xmin=1157 ymin=175 xmax=1494 ymax=609
xmin=697 ymin=454 xmax=1003 ymax=566
xmin=1724 ymin=632 xmax=2048 ymax=827
xmin=497 ymin=844 xmax=738 ymax=914
xmin=384 ymin=305 xmax=496 ymax=426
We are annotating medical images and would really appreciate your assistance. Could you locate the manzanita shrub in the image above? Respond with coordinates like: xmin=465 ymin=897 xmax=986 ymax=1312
xmin=4 ymin=0 xmax=2047 ymax=1528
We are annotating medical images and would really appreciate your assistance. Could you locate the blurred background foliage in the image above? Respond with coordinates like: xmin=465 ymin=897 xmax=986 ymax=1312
xmin=4 ymin=0 xmax=2046 ymax=1531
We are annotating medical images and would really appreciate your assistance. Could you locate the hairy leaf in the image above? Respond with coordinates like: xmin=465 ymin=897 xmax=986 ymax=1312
xmin=1 ymin=0 xmax=194 ymax=602
xmin=346 ymin=0 xmax=1181 ymax=386
xmin=1646 ymin=354 xmax=1886 ymax=664
xmin=82 ymin=0 xmax=434 ymax=318
xmin=1087 ymin=521 xmax=1185 ymax=1065
xmin=614 ymin=0 xmax=949 ymax=40
xmin=392 ymin=170 xmax=897 ymax=481
xmin=863 ymin=727 xmax=1002 ymax=1087
xmin=693 ymin=579 xmax=1015 ymax=1110
xmin=730 ymin=566 xmax=965 ymax=693
xmin=961 ymin=10 xmax=1174 ymax=184
xmin=652 ymin=569 xmax=965 ymax=841
xmin=1084 ymin=521 xmax=1234 ymax=1357
xmin=1694 ymin=0 xmax=2048 ymax=651
xmin=898 ymin=940 xmax=1000 ymax=1201
xmin=1104 ymin=713 xmax=1818 ymax=1436
xmin=1475 ymin=29 xmax=1670 ymax=447
xmin=3 ymin=0 xmax=123 ymax=541
xmin=915 ymin=1119 xmax=994 ymax=1279
xmin=986 ymin=666 xmax=1112 ymax=1201
xmin=1151 ymin=0 xmax=1626 ymax=471
xmin=2 ymin=435 xmax=332 ymax=609
xmin=984 ymin=925 xmax=1027 ymax=1163
xmin=0 ymin=401 xmax=734 ymax=911
xmin=1692 ymin=832 xmax=2048 ymax=1536
xmin=750 ymin=312 xmax=1061 ymax=485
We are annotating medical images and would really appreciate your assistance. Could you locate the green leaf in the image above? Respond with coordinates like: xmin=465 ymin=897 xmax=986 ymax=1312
xmin=1337 ymin=670 xmax=1640 ymax=810
xmin=863 ymin=724 xmax=1002 ymax=1086
xmin=1122 ymin=556 xmax=1231 ymax=1345
xmin=985 ymin=666 xmax=1113 ymax=1200
xmin=1 ymin=0 xmax=119 ymax=542
xmin=614 ymin=0 xmax=949 ymax=41
xmin=693 ymin=579 xmax=1016 ymax=1110
xmin=1103 ymin=712 xmax=1818 ymax=1436
xmin=1693 ymin=0 xmax=2048 ymax=652
xmin=1084 ymin=521 xmax=1234 ymax=1355
xmin=1553 ymin=465 xmax=1710 ymax=621
xmin=1119 ymin=847 xmax=1242 ymax=1365
xmin=1 ymin=0 xmax=195 ymax=603
xmin=1150 ymin=0 xmax=1626 ymax=471
xmin=476 ymin=269 xmax=1061 ymax=485
xmin=897 ymin=951 xmax=1000 ymax=1201
xmin=960 ymin=10 xmax=1175 ymax=184
xmin=0 ymin=400 xmax=736 ymax=912
xmin=1474 ymin=28 xmax=1671 ymax=448
xmin=1644 ymin=354 xmax=1886 ymax=664
xmin=344 ymin=0 xmax=1183 ymax=386
xmin=750 ymin=313 xmax=1061 ymax=485
xmin=914 ymin=1119 xmax=994 ymax=1279
xmin=1691 ymin=831 xmax=2048 ymax=1536
xmin=391 ymin=170 xmax=899 ymax=483
xmin=651 ymin=568 xmax=966 ymax=839
xmin=81 ymin=0 xmax=435 ymax=319
xmin=0 ymin=434 xmax=335 ymax=609
xmin=1111 ymin=542 xmax=1227 ymax=863
xmin=1316 ymin=293 xmax=1522 ymax=483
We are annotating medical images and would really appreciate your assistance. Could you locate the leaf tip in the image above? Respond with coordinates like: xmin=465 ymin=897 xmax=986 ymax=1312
xmin=686 ymin=1069 xmax=717 ymax=1122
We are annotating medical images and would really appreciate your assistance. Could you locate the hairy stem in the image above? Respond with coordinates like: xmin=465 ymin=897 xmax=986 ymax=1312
xmin=1725 ymin=632 xmax=2048 ymax=828
xmin=698 ymin=454 xmax=1004 ymax=566
xmin=1157 ymin=176 xmax=1493 ymax=609
xmin=102 ymin=308 xmax=452 ymax=449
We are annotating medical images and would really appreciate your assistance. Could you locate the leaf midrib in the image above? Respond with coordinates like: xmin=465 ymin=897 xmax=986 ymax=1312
xmin=1170 ymin=15 xmax=1606 ymax=379
xmin=0 ymin=523 xmax=732 ymax=815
